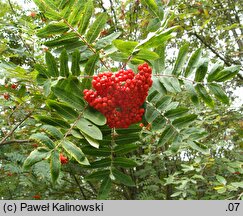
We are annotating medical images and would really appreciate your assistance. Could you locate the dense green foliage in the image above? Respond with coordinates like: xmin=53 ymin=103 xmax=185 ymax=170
xmin=0 ymin=0 xmax=242 ymax=200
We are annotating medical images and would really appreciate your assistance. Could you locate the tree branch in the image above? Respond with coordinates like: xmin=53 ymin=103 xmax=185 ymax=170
xmin=0 ymin=139 xmax=32 ymax=147
xmin=0 ymin=111 xmax=33 ymax=145
xmin=70 ymin=172 xmax=87 ymax=199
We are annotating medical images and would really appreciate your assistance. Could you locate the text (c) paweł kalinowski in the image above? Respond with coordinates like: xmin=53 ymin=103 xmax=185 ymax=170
xmin=20 ymin=202 xmax=104 ymax=212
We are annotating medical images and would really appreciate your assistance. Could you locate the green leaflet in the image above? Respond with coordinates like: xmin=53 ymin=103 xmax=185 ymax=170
xmin=82 ymin=146 xmax=110 ymax=157
xmin=195 ymin=84 xmax=214 ymax=108
xmin=90 ymin=158 xmax=111 ymax=169
xmin=34 ymin=115 xmax=70 ymax=128
xmin=81 ymin=132 xmax=100 ymax=149
xmin=82 ymin=53 xmax=99 ymax=89
xmin=208 ymin=65 xmax=241 ymax=82
xmin=83 ymin=107 xmax=106 ymax=126
xmin=164 ymin=107 xmax=189 ymax=119
xmin=23 ymin=147 xmax=51 ymax=170
xmin=85 ymin=170 xmax=110 ymax=181
xmin=67 ymin=0 xmax=86 ymax=26
xmin=114 ymin=144 xmax=138 ymax=155
xmin=172 ymin=114 xmax=197 ymax=128
xmin=137 ymin=26 xmax=177 ymax=49
xmin=59 ymin=49 xmax=69 ymax=77
xmin=98 ymin=177 xmax=112 ymax=200
xmin=71 ymin=49 xmax=81 ymax=76
xmin=86 ymin=13 xmax=108 ymax=43
xmin=141 ymin=0 xmax=159 ymax=18
xmin=113 ymin=157 xmax=137 ymax=168
xmin=45 ymin=51 xmax=59 ymax=77
xmin=134 ymin=49 xmax=160 ymax=61
xmin=61 ymin=140 xmax=89 ymax=165
xmin=188 ymin=141 xmax=210 ymax=155
xmin=185 ymin=48 xmax=202 ymax=78
xmin=78 ymin=0 xmax=94 ymax=34
xmin=32 ymin=0 xmax=62 ymax=20
xmin=95 ymin=32 xmax=121 ymax=50
xmin=37 ymin=22 xmax=69 ymax=38
xmin=35 ymin=64 xmax=51 ymax=78
xmin=158 ymin=126 xmax=176 ymax=146
xmin=160 ymin=77 xmax=181 ymax=93
xmin=84 ymin=53 xmax=99 ymax=76
xmin=147 ymin=18 xmax=161 ymax=32
xmin=52 ymin=87 xmax=85 ymax=111
xmin=154 ymin=44 xmax=166 ymax=73
xmin=184 ymin=80 xmax=200 ymax=106
xmin=76 ymin=118 xmax=103 ymax=140
xmin=207 ymin=62 xmax=224 ymax=82
xmin=115 ymin=133 xmax=140 ymax=145
xmin=30 ymin=133 xmax=55 ymax=149
xmin=47 ymin=100 xmax=79 ymax=120
xmin=43 ymin=79 xmax=51 ymax=97
xmin=216 ymin=175 xmax=227 ymax=185
xmin=41 ymin=125 xmax=64 ymax=140
xmin=50 ymin=150 xmax=61 ymax=183
xmin=208 ymin=83 xmax=229 ymax=105
xmin=44 ymin=32 xmax=79 ymax=47
xmin=112 ymin=169 xmax=135 ymax=186
xmin=145 ymin=103 xmax=159 ymax=123
xmin=152 ymin=78 xmax=167 ymax=94
xmin=172 ymin=43 xmax=189 ymax=76
xmin=113 ymin=40 xmax=138 ymax=54
xmin=194 ymin=59 xmax=208 ymax=82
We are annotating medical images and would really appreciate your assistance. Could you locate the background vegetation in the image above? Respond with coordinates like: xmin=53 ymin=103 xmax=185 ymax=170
xmin=0 ymin=0 xmax=242 ymax=200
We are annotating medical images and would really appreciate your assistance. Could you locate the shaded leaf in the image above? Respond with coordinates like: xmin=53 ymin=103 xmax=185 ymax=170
xmin=83 ymin=107 xmax=106 ymax=126
xmin=76 ymin=118 xmax=103 ymax=140
xmin=59 ymin=49 xmax=69 ymax=77
xmin=98 ymin=177 xmax=112 ymax=199
xmin=71 ymin=49 xmax=81 ymax=76
xmin=112 ymin=169 xmax=135 ymax=186
xmin=113 ymin=157 xmax=137 ymax=168
xmin=208 ymin=83 xmax=229 ymax=105
xmin=45 ymin=51 xmax=59 ymax=77
xmin=194 ymin=59 xmax=208 ymax=82
xmin=50 ymin=150 xmax=61 ymax=183
xmin=86 ymin=13 xmax=108 ymax=43
xmin=52 ymin=87 xmax=85 ymax=111
xmin=37 ymin=22 xmax=69 ymax=37
xmin=95 ymin=32 xmax=121 ymax=50
xmin=158 ymin=126 xmax=176 ymax=146
xmin=172 ymin=114 xmax=197 ymax=128
xmin=185 ymin=48 xmax=202 ymax=78
xmin=195 ymin=84 xmax=214 ymax=108
xmin=34 ymin=115 xmax=70 ymax=128
xmin=78 ymin=0 xmax=94 ymax=34
xmin=30 ymin=133 xmax=55 ymax=149
xmin=47 ymin=100 xmax=79 ymax=120
xmin=172 ymin=43 xmax=189 ymax=76
xmin=23 ymin=148 xmax=50 ymax=170
xmin=41 ymin=125 xmax=64 ymax=140
xmin=61 ymin=140 xmax=89 ymax=165
xmin=85 ymin=170 xmax=110 ymax=181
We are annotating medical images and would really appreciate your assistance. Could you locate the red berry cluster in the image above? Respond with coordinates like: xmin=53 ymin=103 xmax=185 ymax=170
xmin=59 ymin=153 xmax=68 ymax=165
xmin=83 ymin=63 xmax=153 ymax=128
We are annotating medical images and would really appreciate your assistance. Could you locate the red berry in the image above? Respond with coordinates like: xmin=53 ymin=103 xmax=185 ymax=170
xmin=33 ymin=194 xmax=41 ymax=199
xmin=11 ymin=83 xmax=18 ymax=89
xmin=3 ymin=93 xmax=10 ymax=100
xmin=59 ymin=153 xmax=68 ymax=164
xmin=30 ymin=11 xmax=36 ymax=17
